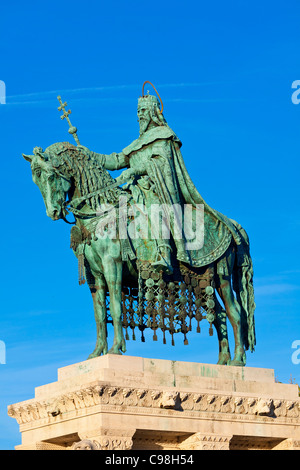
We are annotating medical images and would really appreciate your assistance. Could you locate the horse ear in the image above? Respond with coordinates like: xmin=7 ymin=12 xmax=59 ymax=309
xmin=33 ymin=146 xmax=48 ymax=161
xmin=22 ymin=154 xmax=33 ymax=162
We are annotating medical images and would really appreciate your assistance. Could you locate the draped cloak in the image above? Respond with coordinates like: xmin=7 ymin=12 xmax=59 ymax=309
xmin=122 ymin=126 xmax=243 ymax=269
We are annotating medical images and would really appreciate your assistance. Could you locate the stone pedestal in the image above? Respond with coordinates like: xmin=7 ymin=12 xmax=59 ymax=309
xmin=8 ymin=355 xmax=300 ymax=450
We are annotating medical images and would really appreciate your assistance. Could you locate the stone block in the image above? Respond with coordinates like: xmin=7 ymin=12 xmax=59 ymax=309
xmin=8 ymin=356 xmax=300 ymax=450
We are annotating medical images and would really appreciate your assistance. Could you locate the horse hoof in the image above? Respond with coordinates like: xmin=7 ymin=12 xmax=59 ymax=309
xmin=227 ymin=348 xmax=246 ymax=367
xmin=228 ymin=358 xmax=245 ymax=367
xmin=108 ymin=349 xmax=123 ymax=355
xmin=87 ymin=353 xmax=98 ymax=360
xmin=87 ymin=346 xmax=108 ymax=359
xmin=217 ymin=353 xmax=231 ymax=365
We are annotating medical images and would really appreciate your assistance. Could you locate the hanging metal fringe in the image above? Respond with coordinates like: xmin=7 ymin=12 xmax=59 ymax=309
xmin=104 ymin=262 xmax=216 ymax=345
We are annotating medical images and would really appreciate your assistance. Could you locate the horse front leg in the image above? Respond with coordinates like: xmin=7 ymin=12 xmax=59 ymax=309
xmin=104 ymin=258 xmax=126 ymax=355
xmin=87 ymin=274 xmax=108 ymax=359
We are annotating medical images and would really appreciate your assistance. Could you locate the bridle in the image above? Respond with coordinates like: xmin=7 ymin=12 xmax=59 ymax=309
xmin=62 ymin=176 xmax=129 ymax=219
xmin=46 ymin=158 xmax=131 ymax=223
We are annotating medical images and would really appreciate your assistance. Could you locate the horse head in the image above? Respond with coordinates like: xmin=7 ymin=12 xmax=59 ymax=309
xmin=23 ymin=142 xmax=73 ymax=221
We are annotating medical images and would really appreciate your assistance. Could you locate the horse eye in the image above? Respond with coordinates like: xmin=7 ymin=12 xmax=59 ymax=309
xmin=35 ymin=169 xmax=41 ymax=178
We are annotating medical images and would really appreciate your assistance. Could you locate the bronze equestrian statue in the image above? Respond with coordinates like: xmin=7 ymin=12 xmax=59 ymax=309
xmin=23 ymin=82 xmax=256 ymax=366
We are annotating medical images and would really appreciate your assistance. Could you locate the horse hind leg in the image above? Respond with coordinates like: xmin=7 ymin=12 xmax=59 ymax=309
xmin=213 ymin=295 xmax=231 ymax=365
xmin=216 ymin=273 xmax=246 ymax=367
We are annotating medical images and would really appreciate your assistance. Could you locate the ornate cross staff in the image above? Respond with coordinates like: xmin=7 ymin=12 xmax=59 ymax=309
xmin=57 ymin=95 xmax=80 ymax=145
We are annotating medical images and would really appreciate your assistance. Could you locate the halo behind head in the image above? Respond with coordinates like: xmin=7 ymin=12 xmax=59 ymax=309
xmin=140 ymin=81 xmax=164 ymax=114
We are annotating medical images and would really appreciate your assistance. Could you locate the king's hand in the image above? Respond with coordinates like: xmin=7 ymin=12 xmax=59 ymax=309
xmin=115 ymin=168 xmax=136 ymax=185
xmin=119 ymin=168 xmax=136 ymax=180
xmin=77 ymin=145 xmax=90 ymax=153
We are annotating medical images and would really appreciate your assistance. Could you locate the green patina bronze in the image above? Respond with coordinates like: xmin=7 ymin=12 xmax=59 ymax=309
xmin=22 ymin=83 xmax=256 ymax=366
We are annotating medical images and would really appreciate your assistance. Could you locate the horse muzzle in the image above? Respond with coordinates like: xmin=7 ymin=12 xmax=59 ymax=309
xmin=47 ymin=208 xmax=62 ymax=221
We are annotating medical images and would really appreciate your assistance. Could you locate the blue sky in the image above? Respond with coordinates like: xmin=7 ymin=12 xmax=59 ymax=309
xmin=1 ymin=0 xmax=300 ymax=450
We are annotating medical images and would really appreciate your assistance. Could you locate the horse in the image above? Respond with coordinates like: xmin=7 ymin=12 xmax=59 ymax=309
xmin=23 ymin=142 xmax=256 ymax=366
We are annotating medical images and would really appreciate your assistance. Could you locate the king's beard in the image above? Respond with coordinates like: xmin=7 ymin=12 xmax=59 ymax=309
xmin=139 ymin=118 xmax=151 ymax=135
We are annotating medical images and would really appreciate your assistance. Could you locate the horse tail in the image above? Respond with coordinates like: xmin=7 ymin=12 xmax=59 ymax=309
xmin=230 ymin=220 xmax=256 ymax=352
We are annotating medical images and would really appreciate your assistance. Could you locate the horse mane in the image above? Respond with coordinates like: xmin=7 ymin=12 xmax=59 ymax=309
xmin=45 ymin=142 xmax=123 ymax=210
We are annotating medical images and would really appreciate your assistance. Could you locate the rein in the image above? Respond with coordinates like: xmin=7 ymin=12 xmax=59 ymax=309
xmin=63 ymin=177 xmax=130 ymax=219
xmin=61 ymin=211 xmax=76 ymax=225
